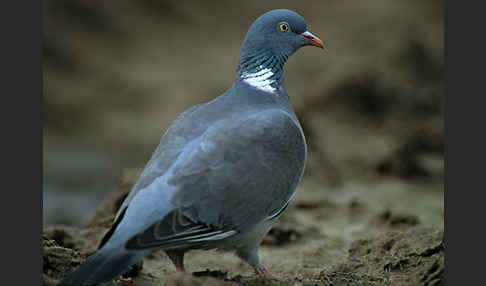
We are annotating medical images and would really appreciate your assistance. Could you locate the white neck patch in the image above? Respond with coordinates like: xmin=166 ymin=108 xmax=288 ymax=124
xmin=241 ymin=67 xmax=276 ymax=93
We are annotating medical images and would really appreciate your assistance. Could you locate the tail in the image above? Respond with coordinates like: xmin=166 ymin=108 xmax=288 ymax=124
xmin=58 ymin=244 xmax=149 ymax=286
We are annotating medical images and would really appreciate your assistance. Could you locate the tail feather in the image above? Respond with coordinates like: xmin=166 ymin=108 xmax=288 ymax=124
xmin=58 ymin=245 xmax=148 ymax=286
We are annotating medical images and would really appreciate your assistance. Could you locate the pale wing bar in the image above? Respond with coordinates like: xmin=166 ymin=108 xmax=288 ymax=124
xmin=125 ymin=209 xmax=237 ymax=250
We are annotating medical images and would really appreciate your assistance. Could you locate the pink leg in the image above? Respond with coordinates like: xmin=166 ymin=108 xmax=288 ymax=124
xmin=165 ymin=250 xmax=185 ymax=272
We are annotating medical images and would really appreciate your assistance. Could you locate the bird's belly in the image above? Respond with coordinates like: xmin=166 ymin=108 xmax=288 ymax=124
xmin=213 ymin=219 xmax=274 ymax=252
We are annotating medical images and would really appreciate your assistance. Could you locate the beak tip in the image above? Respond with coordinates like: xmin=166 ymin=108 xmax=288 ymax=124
xmin=300 ymin=31 xmax=325 ymax=50
xmin=311 ymin=39 xmax=325 ymax=50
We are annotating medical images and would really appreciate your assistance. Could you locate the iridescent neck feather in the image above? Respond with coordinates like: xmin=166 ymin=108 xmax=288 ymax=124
xmin=237 ymin=50 xmax=287 ymax=94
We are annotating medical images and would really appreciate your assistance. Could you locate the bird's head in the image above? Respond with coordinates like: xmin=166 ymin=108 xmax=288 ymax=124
xmin=236 ymin=9 xmax=324 ymax=93
xmin=239 ymin=9 xmax=324 ymax=61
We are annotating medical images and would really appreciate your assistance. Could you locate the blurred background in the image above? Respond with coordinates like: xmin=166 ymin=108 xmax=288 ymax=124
xmin=43 ymin=0 xmax=443 ymax=227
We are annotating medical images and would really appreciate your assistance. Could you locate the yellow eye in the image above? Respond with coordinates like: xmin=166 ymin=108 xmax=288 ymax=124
xmin=279 ymin=23 xmax=289 ymax=32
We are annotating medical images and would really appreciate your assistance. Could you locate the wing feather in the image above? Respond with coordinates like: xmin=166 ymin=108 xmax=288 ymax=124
xmin=169 ymin=109 xmax=306 ymax=232
xmin=125 ymin=209 xmax=236 ymax=250
xmin=124 ymin=108 xmax=305 ymax=250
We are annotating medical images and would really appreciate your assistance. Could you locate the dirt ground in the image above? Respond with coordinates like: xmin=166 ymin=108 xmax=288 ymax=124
xmin=44 ymin=172 xmax=443 ymax=286
xmin=43 ymin=0 xmax=443 ymax=285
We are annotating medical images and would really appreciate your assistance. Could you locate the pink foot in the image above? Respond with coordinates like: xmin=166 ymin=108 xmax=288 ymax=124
xmin=253 ymin=265 xmax=274 ymax=278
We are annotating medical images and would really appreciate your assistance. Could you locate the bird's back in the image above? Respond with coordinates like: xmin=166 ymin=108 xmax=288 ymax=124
xmin=116 ymin=82 xmax=303 ymax=221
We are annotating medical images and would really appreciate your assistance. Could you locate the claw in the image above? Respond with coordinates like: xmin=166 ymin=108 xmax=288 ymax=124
xmin=253 ymin=265 xmax=273 ymax=278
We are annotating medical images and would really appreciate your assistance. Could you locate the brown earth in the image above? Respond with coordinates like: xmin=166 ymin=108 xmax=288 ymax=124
xmin=43 ymin=172 xmax=443 ymax=286
xmin=43 ymin=0 xmax=444 ymax=285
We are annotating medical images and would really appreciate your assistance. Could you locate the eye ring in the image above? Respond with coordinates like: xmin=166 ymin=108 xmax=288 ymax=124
xmin=278 ymin=22 xmax=290 ymax=33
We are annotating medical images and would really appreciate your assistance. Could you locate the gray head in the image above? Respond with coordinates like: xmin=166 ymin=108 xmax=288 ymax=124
xmin=237 ymin=9 xmax=323 ymax=93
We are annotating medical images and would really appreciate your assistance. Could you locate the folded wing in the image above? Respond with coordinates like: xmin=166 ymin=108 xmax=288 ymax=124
xmin=125 ymin=109 xmax=306 ymax=250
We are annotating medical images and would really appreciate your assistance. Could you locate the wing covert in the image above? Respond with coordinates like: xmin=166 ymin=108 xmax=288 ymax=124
xmin=169 ymin=109 xmax=306 ymax=232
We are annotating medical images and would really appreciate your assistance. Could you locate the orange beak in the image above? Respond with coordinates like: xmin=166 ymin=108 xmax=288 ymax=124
xmin=300 ymin=31 xmax=324 ymax=49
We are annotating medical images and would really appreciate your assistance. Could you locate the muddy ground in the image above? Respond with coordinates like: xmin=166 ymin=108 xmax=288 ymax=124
xmin=44 ymin=174 xmax=443 ymax=286
xmin=43 ymin=0 xmax=443 ymax=285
